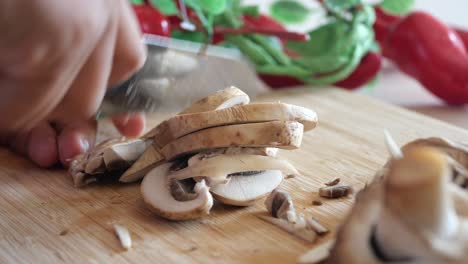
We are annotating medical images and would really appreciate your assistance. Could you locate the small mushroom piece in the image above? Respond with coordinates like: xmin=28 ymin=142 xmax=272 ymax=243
xmin=257 ymin=214 xmax=317 ymax=243
xmin=264 ymin=190 xmax=297 ymax=223
xmin=152 ymin=102 xmax=318 ymax=148
xmin=318 ymin=185 xmax=353 ymax=199
xmin=141 ymin=163 xmax=214 ymax=221
xmin=210 ymin=170 xmax=284 ymax=206
xmin=168 ymin=154 xmax=300 ymax=186
xmin=298 ymin=239 xmax=335 ymax=264
xmin=161 ymin=121 xmax=304 ymax=161
xmin=113 ymin=224 xmax=132 ymax=250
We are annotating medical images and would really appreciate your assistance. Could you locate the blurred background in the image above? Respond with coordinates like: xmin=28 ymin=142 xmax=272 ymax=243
xmin=133 ymin=0 xmax=468 ymax=128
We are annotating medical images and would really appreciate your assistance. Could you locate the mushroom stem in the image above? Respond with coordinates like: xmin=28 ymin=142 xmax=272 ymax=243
xmin=375 ymin=146 xmax=459 ymax=259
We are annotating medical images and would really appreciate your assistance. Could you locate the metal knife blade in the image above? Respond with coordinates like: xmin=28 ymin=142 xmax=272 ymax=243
xmin=97 ymin=34 xmax=267 ymax=118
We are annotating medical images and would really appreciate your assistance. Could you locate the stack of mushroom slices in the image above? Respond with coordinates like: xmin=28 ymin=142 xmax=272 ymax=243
xmin=69 ymin=86 xmax=318 ymax=221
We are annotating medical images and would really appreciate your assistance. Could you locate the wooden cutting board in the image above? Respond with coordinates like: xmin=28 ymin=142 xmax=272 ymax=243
xmin=1 ymin=88 xmax=467 ymax=264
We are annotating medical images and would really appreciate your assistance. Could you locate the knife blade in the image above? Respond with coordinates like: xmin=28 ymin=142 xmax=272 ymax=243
xmin=97 ymin=34 xmax=266 ymax=118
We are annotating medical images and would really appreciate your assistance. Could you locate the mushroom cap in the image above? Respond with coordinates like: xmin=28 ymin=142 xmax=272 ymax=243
xmin=210 ymin=170 xmax=284 ymax=206
xmin=141 ymin=163 xmax=213 ymax=221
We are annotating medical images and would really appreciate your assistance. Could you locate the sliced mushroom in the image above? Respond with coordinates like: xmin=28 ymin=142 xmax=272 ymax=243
xmin=141 ymin=163 xmax=213 ymax=221
xmin=327 ymin=144 xmax=468 ymax=263
xmin=119 ymin=144 xmax=166 ymax=183
xmin=143 ymin=86 xmax=250 ymax=139
xmin=69 ymin=138 xmax=149 ymax=187
xmin=161 ymin=121 xmax=304 ymax=161
xmin=152 ymin=103 xmax=318 ymax=148
xmin=122 ymin=86 xmax=251 ymax=181
xmin=187 ymin=147 xmax=278 ymax=167
xmin=178 ymin=86 xmax=250 ymax=115
xmin=210 ymin=170 xmax=283 ymax=206
xmin=167 ymin=154 xmax=300 ymax=186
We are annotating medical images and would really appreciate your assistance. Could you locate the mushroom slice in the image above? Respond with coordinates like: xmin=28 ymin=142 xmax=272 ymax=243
xmin=178 ymin=86 xmax=250 ymax=115
xmin=69 ymin=138 xmax=149 ymax=187
xmin=141 ymin=163 xmax=213 ymax=221
xmin=168 ymin=154 xmax=300 ymax=185
xmin=162 ymin=121 xmax=304 ymax=161
xmin=143 ymin=86 xmax=249 ymax=139
xmin=187 ymin=147 xmax=278 ymax=167
xmin=210 ymin=170 xmax=283 ymax=206
xmin=152 ymin=103 xmax=317 ymax=148
xmin=327 ymin=145 xmax=468 ymax=263
xmin=119 ymin=145 xmax=166 ymax=183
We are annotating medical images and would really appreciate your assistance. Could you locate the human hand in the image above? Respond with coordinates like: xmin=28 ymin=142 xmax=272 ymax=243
xmin=0 ymin=0 xmax=147 ymax=167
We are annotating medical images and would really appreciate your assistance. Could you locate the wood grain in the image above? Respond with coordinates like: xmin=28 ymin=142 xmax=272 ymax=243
xmin=1 ymin=87 xmax=468 ymax=264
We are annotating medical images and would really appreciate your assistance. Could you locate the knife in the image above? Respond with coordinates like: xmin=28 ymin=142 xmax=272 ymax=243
xmin=97 ymin=34 xmax=267 ymax=118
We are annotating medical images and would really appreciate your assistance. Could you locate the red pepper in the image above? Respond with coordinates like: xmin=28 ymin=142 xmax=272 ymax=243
xmin=454 ymin=28 xmax=468 ymax=50
xmin=132 ymin=5 xmax=171 ymax=37
xmin=335 ymin=52 xmax=382 ymax=90
xmin=375 ymin=10 xmax=468 ymax=105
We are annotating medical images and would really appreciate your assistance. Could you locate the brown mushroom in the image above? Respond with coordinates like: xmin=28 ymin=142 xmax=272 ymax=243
xmin=325 ymin=140 xmax=468 ymax=263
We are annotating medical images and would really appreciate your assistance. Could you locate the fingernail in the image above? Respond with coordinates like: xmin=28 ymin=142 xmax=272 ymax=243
xmin=79 ymin=136 xmax=90 ymax=152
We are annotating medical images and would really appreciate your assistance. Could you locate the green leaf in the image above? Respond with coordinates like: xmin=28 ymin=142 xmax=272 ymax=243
xmin=240 ymin=6 xmax=260 ymax=17
xmin=379 ymin=0 xmax=414 ymax=15
xmin=248 ymin=35 xmax=291 ymax=66
xmin=256 ymin=64 xmax=310 ymax=77
xmin=293 ymin=55 xmax=348 ymax=74
xmin=171 ymin=30 xmax=207 ymax=42
xmin=226 ymin=35 xmax=276 ymax=66
xmin=186 ymin=0 xmax=227 ymax=15
xmin=130 ymin=0 xmax=144 ymax=5
xmin=270 ymin=0 xmax=309 ymax=24
xmin=287 ymin=21 xmax=354 ymax=57
xmin=323 ymin=0 xmax=362 ymax=13
xmin=148 ymin=0 xmax=179 ymax=15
